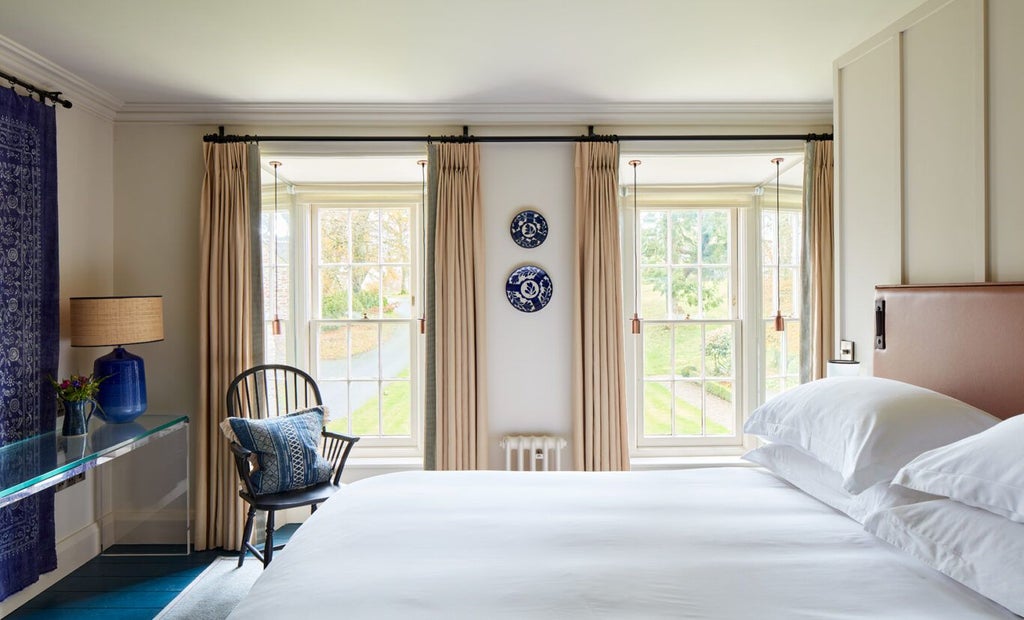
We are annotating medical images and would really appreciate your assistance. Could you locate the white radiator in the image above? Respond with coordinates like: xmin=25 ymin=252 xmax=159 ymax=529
xmin=499 ymin=435 xmax=567 ymax=471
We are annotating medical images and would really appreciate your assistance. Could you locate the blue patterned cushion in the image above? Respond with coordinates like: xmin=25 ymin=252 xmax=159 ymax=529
xmin=223 ymin=407 xmax=333 ymax=495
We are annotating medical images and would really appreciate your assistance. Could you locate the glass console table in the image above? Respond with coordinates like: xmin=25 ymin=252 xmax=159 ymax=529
xmin=0 ymin=414 xmax=189 ymax=555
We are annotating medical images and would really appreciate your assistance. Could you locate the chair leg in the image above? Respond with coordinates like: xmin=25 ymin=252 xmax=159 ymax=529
xmin=263 ymin=510 xmax=276 ymax=567
xmin=239 ymin=505 xmax=256 ymax=567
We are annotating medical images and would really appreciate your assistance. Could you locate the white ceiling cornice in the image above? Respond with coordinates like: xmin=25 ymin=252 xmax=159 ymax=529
xmin=0 ymin=32 xmax=833 ymax=129
xmin=114 ymin=101 xmax=833 ymax=128
xmin=0 ymin=34 xmax=121 ymax=121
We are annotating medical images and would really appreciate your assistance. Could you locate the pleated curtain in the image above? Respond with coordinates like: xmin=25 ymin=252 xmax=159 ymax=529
xmin=432 ymin=143 xmax=488 ymax=470
xmin=196 ymin=142 xmax=262 ymax=551
xmin=572 ymin=142 xmax=630 ymax=471
xmin=800 ymin=140 xmax=835 ymax=381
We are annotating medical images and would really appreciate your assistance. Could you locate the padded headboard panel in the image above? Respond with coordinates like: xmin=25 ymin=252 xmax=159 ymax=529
xmin=874 ymin=283 xmax=1024 ymax=419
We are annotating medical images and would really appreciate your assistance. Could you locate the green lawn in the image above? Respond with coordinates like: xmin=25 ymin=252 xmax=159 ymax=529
xmin=326 ymin=367 xmax=412 ymax=437
xmin=643 ymin=382 xmax=731 ymax=436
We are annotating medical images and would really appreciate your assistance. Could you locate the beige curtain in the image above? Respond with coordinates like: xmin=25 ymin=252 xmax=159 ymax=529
xmin=801 ymin=140 xmax=835 ymax=381
xmin=434 ymin=142 xmax=488 ymax=470
xmin=196 ymin=142 xmax=257 ymax=550
xmin=572 ymin=142 xmax=630 ymax=471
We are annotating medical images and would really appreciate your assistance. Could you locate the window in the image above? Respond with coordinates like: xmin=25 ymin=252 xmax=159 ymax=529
xmin=637 ymin=208 xmax=739 ymax=445
xmin=261 ymin=157 xmax=423 ymax=456
xmin=622 ymin=153 xmax=804 ymax=455
xmin=311 ymin=205 xmax=417 ymax=444
xmin=762 ymin=207 xmax=802 ymax=400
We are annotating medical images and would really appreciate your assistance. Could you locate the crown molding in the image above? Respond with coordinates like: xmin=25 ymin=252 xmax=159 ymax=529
xmin=0 ymin=35 xmax=122 ymax=121
xmin=114 ymin=101 xmax=833 ymax=128
xmin=0 ymin=35 xmax=833 ymax=129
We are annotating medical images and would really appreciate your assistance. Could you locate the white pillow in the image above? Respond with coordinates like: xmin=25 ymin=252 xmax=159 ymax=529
xmin=744 ymin=443 xmax=934 ymax=523
xmin=865 ymin=499 xmax=1024 ymax=616
xmin=744 ymin=377 xmax=997 ymax=493
xmin=894 ymin=414 xmax=1024 ymax=523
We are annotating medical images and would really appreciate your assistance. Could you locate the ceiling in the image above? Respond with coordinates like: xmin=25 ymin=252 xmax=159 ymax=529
xmin=0 ymin=0 xmax=923 ymax=107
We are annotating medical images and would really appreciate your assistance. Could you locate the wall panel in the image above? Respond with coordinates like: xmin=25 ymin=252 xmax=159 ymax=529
xmin=836 ymin=38 xmax=901 ymax=372
xmin=901 ymin=0 xmax=986 ymax=283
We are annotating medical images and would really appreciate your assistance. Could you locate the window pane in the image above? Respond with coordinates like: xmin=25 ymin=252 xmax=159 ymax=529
xmin=781 ymin=212 xmax=800 ymax=265
xmin=317 ymin=324 xmax=349 ymax=380
xmin=640 ymin=211 xmax=667 ymax=264
xmin=701 ymin=267 xmax=729 ymax=319
xmin=381 ymin=324 xmax=410 ymax=380
xmin=320 ymin=267 xmax=350 ymax=319
xmin=319 ymin=209 xmax=349 ymax=264
xmin=673 ymin=324 xmax=701 ymax=378
xmin=672 ymin=381 xmax=703 ymax=436
xmin=762 ymin=267 xmax=776 ymax=319
xmin=350 ymin=382 xmax=379 ymax=435
xmin=350 ymin=209 xmax=380 ymax=263
xmin=349 ymin=324 xmax=379 ymax=379
xmin=321 ymin=381 xmax=349 ymax=434
xmin=701 ymin=210 xmax=728 ymax=264
xmin=643 ymin=324 xmax=671 ymax=378
xmin=643 ymin=382 xmax=672 ymax=436
xmin=785 ymin=321 xmax=801 ymax=375
xmin=704 ymin=325 xmax=733 ymax=377
xmin=352 ymin=266 xmax=382 ymax=318
xmin=382 ymin=266 xmax=412 ymax=318
xmin=670 ymin=268 xmax=698 ymax=319
xmin=381 ymin=381 xmax=411 ymax=436
xmin=381 ymin=209 xmax=411 ymax=264
xmin=704 ymin=380 xmax=735 ymax=436
xmin=670 ymin=211 xmax=698 ymax=265
xmin=641 ymin=267 xmax=668 ymax=319
xmin=264 ymin=322 xmax=287 ymax=365
xmin=764 ymin=323 xmax=782 ymax=377
xmin=780 ymin=266 xmax=799 ymax=317
xmin=761 ymin=212 xmax=777 ymax=265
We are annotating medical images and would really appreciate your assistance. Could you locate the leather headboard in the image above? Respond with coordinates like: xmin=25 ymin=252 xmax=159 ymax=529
xmin=874 ymin=283 xmax=1024 ymax=419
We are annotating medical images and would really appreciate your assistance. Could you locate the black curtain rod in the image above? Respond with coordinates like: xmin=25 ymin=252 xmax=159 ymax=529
xmin=203 ymin=126 xmax=832 ymax=145
xmin=0 ymin=68 xmax=73 ymax=109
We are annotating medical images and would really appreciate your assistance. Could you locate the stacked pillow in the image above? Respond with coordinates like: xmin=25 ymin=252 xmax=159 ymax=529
xmin=742 ymin=376 xmax=996 ymax=523
xmin=864 ymin=414 xmax=1024 ymax=616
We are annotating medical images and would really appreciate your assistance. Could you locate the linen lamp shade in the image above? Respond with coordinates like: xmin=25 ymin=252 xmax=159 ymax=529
xmin=70 ymin=296 xmax=164 ymax=423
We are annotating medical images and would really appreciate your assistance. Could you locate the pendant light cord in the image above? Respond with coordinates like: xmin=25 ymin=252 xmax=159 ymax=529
xmin=418 ymin=159 xmax=427 ymax=334
xmin=771 ymin=157 xmax=785 ymax=332
xmin=629 ymin=160 xmax=642 ymax=334
xmin=270 ymin=161 xmax=282 ymax=335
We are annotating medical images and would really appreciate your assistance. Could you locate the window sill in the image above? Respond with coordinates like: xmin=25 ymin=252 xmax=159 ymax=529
xmin=629 ymin=455 xmax=754 ymax=470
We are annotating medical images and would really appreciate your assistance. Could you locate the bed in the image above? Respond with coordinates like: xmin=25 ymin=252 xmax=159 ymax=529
xmin=229 ymin=283 xmax=1024 ymax=619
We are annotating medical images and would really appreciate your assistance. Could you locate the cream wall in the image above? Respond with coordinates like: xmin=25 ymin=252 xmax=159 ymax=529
xmin=834 ymin=0 xmax=1024 ymax=373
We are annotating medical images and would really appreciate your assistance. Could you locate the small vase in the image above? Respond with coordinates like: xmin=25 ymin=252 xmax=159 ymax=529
xmin=62 ymin=399 xmax=93 ymax=436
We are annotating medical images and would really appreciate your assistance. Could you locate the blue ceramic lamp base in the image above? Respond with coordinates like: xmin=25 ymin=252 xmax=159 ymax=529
xmin=94 ymin=346 xmax=148 ymax=423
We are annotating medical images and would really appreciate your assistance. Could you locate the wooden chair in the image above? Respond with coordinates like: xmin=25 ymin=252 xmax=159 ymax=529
xmin=226 ymin=364 xmax=359 ymax=567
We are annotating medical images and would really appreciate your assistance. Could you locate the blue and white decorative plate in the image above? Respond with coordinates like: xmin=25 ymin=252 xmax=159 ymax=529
xmin=510 ymin=209 xmax=548 ymax=249
xmin=505 ymin=265 xmax=553 ymax=313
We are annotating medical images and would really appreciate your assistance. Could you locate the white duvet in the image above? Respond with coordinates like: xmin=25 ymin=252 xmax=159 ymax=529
xmin=229 ymin=468 xmax=1016 ymax=619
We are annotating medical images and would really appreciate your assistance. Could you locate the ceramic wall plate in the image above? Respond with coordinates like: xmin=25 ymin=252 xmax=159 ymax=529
xmin=505 ymin=265 xmax=553 ymax=313
xmin=510 ymin=209 xmax=548 ymax=248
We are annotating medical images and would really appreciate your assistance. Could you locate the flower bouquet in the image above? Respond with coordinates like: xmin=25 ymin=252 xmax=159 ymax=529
xmin=50 ymin=373 xmax=106 ymax=436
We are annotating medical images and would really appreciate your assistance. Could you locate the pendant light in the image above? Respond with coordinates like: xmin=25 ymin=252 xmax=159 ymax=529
xmin=771 ymin=157 xmax=785 ymax=332
xmin=629 ymin=159 xmax=642 ymax=335
xmin=418 ymin=159 xmax=427 ymax=335
xmin=270 ymin=160 xmax=283 ymax=336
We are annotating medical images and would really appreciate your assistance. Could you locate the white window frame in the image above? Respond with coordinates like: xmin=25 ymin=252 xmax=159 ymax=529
xmin=622 ymin=182 xmax=804 ymax=457
xmin=261 ymin=172 xmax=427 ymax=459
xmin=306 ymin=201 xmax=422 ymax=455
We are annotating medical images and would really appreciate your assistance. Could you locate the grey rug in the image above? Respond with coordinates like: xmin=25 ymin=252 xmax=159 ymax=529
xmin=156 ymin=556 xmax=262 ymax=620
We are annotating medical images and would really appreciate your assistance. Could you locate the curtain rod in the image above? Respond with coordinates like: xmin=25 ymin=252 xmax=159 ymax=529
xmin=202 ymin=125 xmax=832 ymax=144
xmin=0 ymin=68 xmax=73 ymax=109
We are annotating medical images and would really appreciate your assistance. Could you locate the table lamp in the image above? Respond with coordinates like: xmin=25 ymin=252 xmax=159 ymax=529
xmin=70 ymin=296 xmax=164 ymax=423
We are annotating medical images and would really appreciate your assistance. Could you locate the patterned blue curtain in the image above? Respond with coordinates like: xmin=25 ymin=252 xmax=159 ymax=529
xmin=0 ymin=87 xmax=59 ymax=600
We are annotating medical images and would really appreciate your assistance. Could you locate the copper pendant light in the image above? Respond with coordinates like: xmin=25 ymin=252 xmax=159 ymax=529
xmin=270 ymin=160 xmax=283 ymax=336
xmin=772 ymin=157 xmax=785 ymax=332
xmin=629 ymin=159 xmax=642 ymax=335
